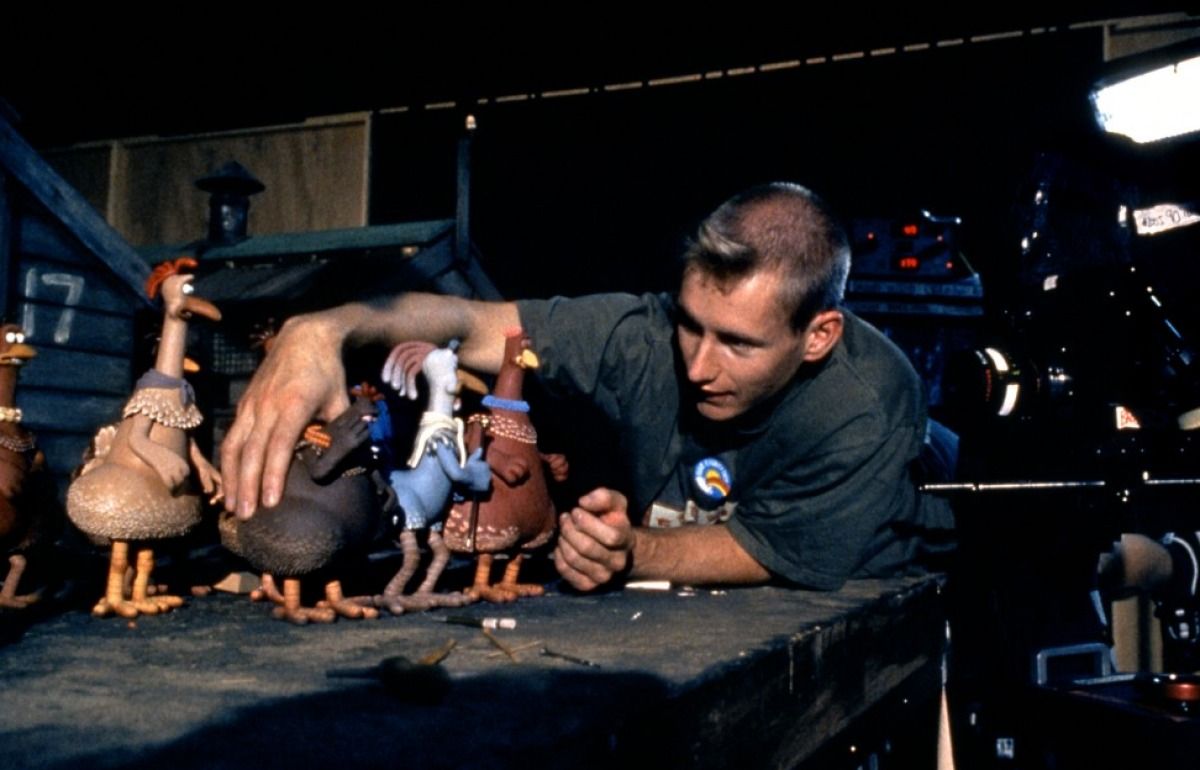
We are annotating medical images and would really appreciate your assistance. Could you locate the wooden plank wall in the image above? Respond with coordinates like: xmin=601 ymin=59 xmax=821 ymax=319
xmin=10 ymin=196 xmax=137 ymax=489
xmin=28 ymin=113 xmax=372 ymax=491
xmin=41 ymin=145 xmax=112 ymax=221
xmin=47 ymin=115 xmax=370 ymax=247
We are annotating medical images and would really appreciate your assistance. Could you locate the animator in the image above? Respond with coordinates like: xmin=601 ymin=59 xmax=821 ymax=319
xmin=221 ymin=182 xmax=954 ymax=591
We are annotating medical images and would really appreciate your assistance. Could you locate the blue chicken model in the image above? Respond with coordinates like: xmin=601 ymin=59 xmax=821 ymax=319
xmin=374 ymin=341 xmax=491 ymax=614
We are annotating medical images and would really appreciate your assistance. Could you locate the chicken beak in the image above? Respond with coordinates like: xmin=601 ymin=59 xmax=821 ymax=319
xmin=181 ymin=296 xmax=222 ymax=323
xmin=183 ymin=356 xmax=201 ymax=374
xmin=516 ymin=349 xmax=539 ymax=369
xmin=457 ymin=370 xmax=489 ymax=395
xmin=4 ymin=343 xmax=37 ymax=363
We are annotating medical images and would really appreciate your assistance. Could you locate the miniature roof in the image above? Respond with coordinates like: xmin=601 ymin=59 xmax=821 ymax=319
xmin=195 ymin=161 xmax=266 ymax=197
xmin=147 ymin=219 xmax=499 ymax=306
xmin=0 ymin=113 xmax=153 ymax=307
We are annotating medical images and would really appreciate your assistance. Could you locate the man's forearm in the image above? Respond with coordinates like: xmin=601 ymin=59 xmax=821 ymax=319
xmin=222 ymin=292 xmax=518 ymax=518
xmin=628 ymin=524 xmax=771 ymax=585
xmin=292 ymin=293 xmax=518 ymax=375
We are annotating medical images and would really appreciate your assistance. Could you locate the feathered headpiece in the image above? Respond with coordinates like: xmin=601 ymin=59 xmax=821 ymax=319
xmin=381 ymin=341 xmax=435 ymax=397
xmin=146 ymin=257 xmax=199 ymax=300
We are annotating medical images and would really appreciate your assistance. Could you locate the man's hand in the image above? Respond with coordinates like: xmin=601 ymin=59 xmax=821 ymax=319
xmin=555 ymin=488 xmax=773 ymax=591
xmin=220 ymin=295 xmax=518 ymax=519
xmin=221 ymin=314 xmax=351 ymax=519
xmin=554 ymin=487 xmax=635 ymax=591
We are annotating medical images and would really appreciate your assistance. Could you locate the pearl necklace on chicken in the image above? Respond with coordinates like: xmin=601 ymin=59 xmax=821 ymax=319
xmin=468 ymin=411 xmax=538 ymax=445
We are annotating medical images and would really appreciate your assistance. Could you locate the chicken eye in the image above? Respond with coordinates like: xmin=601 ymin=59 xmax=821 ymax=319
xmin=15 ymin=333 xmax=25 ymax=344
xmin=4 ymin=332 xmax=14 ymax=344
xmin=182 ymin=282 xmax=195 ymax=295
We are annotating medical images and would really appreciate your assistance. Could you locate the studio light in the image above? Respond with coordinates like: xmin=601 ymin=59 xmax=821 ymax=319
xmin=1091 ymin=42 xmax=1200 ymax=144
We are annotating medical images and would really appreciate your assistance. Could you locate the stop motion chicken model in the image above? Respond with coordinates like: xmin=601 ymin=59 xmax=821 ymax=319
xmin=374 ymin=341 xmax=491 ymax=614
xmin=67 ymin=258 xmax=223 ymax=618
xmin=444 ymin=329 xmax=568 ymax=603
xmin=0 ymin=324 xmax=55 ymax=609
xmin=219 ymin=392 xmax=393 ymax=624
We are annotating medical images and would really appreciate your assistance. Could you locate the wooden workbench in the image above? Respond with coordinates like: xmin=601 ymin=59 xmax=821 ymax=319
xmin=0 ymin=573 xmax=943 ymax=769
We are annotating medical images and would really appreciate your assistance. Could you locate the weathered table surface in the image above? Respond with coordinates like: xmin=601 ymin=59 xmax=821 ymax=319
xmin=0 ymin=572 xmax=943 ymax=769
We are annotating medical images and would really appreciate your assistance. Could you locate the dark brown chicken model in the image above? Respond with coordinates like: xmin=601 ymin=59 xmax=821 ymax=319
xmin=444 ymin=329 xmax=567 ymax=602
xmin=0 ymin=324 xmax=52 ymax=608
xmin=67 ymin=258 xmax=223 ymax=618
xmin=218 ymin=391 xmax=391 ymax=624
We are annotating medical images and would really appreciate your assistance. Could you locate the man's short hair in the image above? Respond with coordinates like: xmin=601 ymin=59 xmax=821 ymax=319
xmin=682 ymin=182 xmax=851 ymax=329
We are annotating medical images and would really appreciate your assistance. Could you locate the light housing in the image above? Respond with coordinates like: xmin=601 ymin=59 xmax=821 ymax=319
xmin=1090 ymin=41 xmax=1200 ymax=145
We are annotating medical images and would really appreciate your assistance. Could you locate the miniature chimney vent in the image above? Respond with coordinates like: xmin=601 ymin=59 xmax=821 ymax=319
xmin=195 ymin=161 xmax=265 ymax=245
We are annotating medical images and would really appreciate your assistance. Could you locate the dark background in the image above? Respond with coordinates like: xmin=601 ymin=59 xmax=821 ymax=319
xmin=3 ymin=12 xmax=1178 ymax=302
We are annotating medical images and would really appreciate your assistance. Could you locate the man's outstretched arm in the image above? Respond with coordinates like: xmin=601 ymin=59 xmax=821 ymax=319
xmin=221 ymin=294 xmax=519 ymax=520
xmin=553 ymin=487 xmax=771 ymax=590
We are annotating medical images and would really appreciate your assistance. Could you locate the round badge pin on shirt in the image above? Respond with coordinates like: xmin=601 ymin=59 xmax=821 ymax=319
xmin=693 ymin=458 xmax=732 ymax=503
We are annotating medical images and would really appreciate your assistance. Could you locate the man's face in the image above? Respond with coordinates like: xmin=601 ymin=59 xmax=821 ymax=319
xmin=676 ymin=267 xmax=810 ymax=421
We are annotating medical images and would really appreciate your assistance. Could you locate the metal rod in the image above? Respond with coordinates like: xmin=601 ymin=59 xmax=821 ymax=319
xmin=922 ymin=477 xmax=1200 ymax=493
xmin=454 ymin=114 xmax=476 ymax=266
xmin=921 ymin=480 xmax=1107 ymax=492
xmin=540 ymin=646 xmax=602 ymax=668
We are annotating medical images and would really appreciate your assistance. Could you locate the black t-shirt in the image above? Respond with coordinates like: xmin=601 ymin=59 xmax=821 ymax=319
xmin=518 ymin=292 xmax=949 ymax=589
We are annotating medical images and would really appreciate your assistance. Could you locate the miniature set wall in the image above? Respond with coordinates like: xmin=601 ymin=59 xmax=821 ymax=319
xmin=45 ymin=114 xmax=370 ymax=247
xmin=0 ymin=116 xmax=153 ymax=497
xmin=9 ymin=197 xmax=139 ymax=483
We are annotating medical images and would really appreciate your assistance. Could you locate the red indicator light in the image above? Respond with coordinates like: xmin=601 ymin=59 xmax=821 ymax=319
xmin=902 ymin=224 xmax=919 ymax=237
xmin=898 ymin=256 xmax=920 ymax=270
xmin=867 ymin=231 xmax=876 ymax=240
xmin=945 ymin=261 xmax=955 ymax=270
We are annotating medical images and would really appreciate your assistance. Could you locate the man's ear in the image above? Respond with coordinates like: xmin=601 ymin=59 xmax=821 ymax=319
xmin=802 ymin=310 xmax=844 ymax=362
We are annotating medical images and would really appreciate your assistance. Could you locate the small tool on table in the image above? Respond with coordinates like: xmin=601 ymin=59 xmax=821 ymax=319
xmin=326 ymin=640 xmax=457 ymax=702
xmin=539 ymin=646 xmax=601 ymax=668
xmin=431 ymin=614 xmax=517 ymax=630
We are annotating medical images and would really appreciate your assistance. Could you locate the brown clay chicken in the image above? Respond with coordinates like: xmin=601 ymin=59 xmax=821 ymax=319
xmin=0 ymin=324 xmax=54 ymax=608
xmin=444 ymin=329 xmax=568 ymax=602
xmin=67 ymin=258 xmax=223 ymax=618
xmin=219 ymin=391 xmax=392 ymax=624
